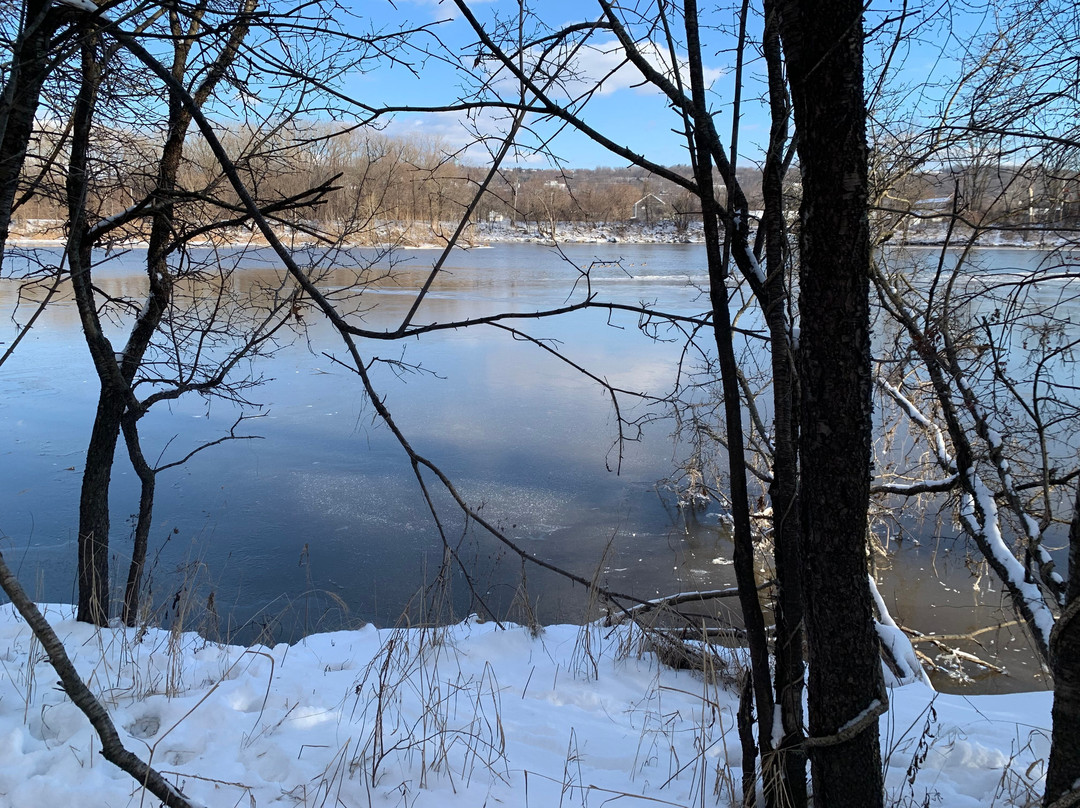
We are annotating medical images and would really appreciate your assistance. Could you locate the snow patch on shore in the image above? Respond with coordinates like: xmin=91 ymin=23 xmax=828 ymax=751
xmin=0 ymin=604 xmax=1053 ymax=807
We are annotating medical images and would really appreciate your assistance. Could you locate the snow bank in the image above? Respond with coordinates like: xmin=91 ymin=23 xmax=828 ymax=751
xmin=0 ymin=605 xmax=1051 ymax=806
xmin=475 ymin=221 xmax=706 ymax=245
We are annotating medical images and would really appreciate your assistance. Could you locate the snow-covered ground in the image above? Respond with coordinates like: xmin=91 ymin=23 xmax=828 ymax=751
xmin=474 ymin=219 xmax=1078 ymax=249
xmin=473 ymin=220 xmax=706 ymax=244
xmin=10 ymin=217 xmax=1076 ymax=249
xmin=0 ymin=604 xmax=1051 ymax=807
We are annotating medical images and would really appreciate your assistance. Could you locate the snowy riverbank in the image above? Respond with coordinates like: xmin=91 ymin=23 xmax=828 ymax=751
xmin=9 ymin=217 xmax=1077 ymax=250
xmin=0 ymin=604 xmax=1051 ymax=807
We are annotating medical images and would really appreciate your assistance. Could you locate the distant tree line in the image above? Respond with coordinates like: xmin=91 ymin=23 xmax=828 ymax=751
xmin=13 ymin=119 xmax=1076 ymax=244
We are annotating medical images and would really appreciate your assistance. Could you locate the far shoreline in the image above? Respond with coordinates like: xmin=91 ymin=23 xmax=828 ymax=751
xmin=5 ymin=218 xmax=1077 ymax=251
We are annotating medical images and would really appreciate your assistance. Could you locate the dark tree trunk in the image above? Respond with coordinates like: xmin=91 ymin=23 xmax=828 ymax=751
xmin=121 ymin=414 xmax=156 ymax=626
xmin=76 ymin=395 xmax=125 ymax=624
xmin=69 ymin=0 xmax=252 ymax=623
xmin=0 ymin=0 xmax=65 ymax=266
xmin=69 ymin=28 xmax=172 ymax=625
xmin=759 ymin=0 xmax=806 ymax=803
xmin=775 ymin=0 xmax=885 ymax=804
xmin=1045 ymin=486 xmax=1080 ymax=806
xmin=683 ymin=4 xmax=777 ymax=804
xmin=67 ymin=35 xmax=115 ymax=626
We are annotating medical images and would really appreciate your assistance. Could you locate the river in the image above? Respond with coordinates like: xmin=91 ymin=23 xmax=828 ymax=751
xmin=0 ymin=241 xmax=1072 ymax=692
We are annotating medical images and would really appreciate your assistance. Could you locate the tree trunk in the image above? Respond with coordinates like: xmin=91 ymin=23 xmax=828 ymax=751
xmin=1045 ymin=486 xmax=1080 ymax=806
xmin=68 ymin=0 xmax=253 ymax=623
xmin=682 ymin=4 xmax=777 ymax=804
xmin=67 ymin=34 xmax=114 ymax=626
xmin=775 ymin=0 xmax=885 ymax=804
xmin=760 ymin=0 xmax=807 ymax=797
xmin=0 ymin=0 xmax=65 ymax=266
xmin=0 ymin=552 xmax=199 ymax=808
xmin=121 ymin=413 xmax=156 ymax=626
xmin=76 ymin=395 xmax=125 ymax=624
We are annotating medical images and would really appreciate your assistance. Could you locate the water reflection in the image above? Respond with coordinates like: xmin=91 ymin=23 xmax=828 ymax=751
xmin=0 ymin=244 xmax=720 ymax=629
xmin=0 ymin=242 xmax=1071 ymax=692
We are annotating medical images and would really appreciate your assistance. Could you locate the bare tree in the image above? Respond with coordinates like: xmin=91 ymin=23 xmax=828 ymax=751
xmin=371 ymin=1 xmax=889 ymax=803
xmin=865 ymin=1 xmax=1080 ymax=802
xmin=0 ymin=0 xmax=409 ymax=624
xmin=0 ymin=0 xmax=76 ymax=263
xmin=773 ymin=0 xmax=885 ymax=803
xmin=5 ymin=2 xmax=1080 ymax=806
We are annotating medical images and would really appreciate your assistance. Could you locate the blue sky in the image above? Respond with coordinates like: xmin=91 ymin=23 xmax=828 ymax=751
xmin=345 ymin=0 xmax=753 ymax=168
xmin=345 ymin=0 xmax=992 ymax=170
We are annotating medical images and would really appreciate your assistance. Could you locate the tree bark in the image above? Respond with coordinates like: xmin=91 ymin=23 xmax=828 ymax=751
xmin=1045 ymin=485 xmax=1080 ymax=806
xmin=67 ymin=34 xmax=114 ymax=626
xmin=0 ymin=0 xmax=66 ymax=266
xmin=775 ymin=0 xmax=885 ymax=804
xmin=76 ymin=396 xmax=125 ymax=624
xmin=682 ymin=4 xmax=778 ymax=804
xmin=68 ymin=0 xmax=255 ymax=623
xmin=121 ymin=413 xmax=156 ymax=626
xmin=759 ymin=0 xmax=806 ymax=803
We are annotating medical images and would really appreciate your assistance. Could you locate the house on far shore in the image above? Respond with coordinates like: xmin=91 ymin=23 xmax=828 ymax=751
xmin=912 ymin=195 xmax=954 ymax=222
xmin=631 ymin=193 xmax=669 ymax=224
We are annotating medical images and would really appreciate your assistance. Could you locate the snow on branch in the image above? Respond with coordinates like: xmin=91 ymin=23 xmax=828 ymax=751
xmin=878 ymin=379 xmax=1057 ymax=661
xmin=948 ymin=371 xmax=1065 ymax=603
xmin=959 ymin=477 xmax=1057 ymax=653
xmin=869 ymin=575 xmax=933 ymax=688
xmin=878 ymin=380 xmax=953 ymax=470
xmin=872 ymin=475 xmax=958 ymax=496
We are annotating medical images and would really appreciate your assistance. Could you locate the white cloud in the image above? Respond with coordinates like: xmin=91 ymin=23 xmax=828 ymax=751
xmin=398 ymin=0 xmax=497 ymax=23
xmin=480 ymin=37 xmax=725 ymax=105
xmin=366 ymin=31 xmax=727 ymax=167
xmin=566 ymin=39 xmax=725 ymax=98
xmin=380 ymin=108 xmax=546 ymax=165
